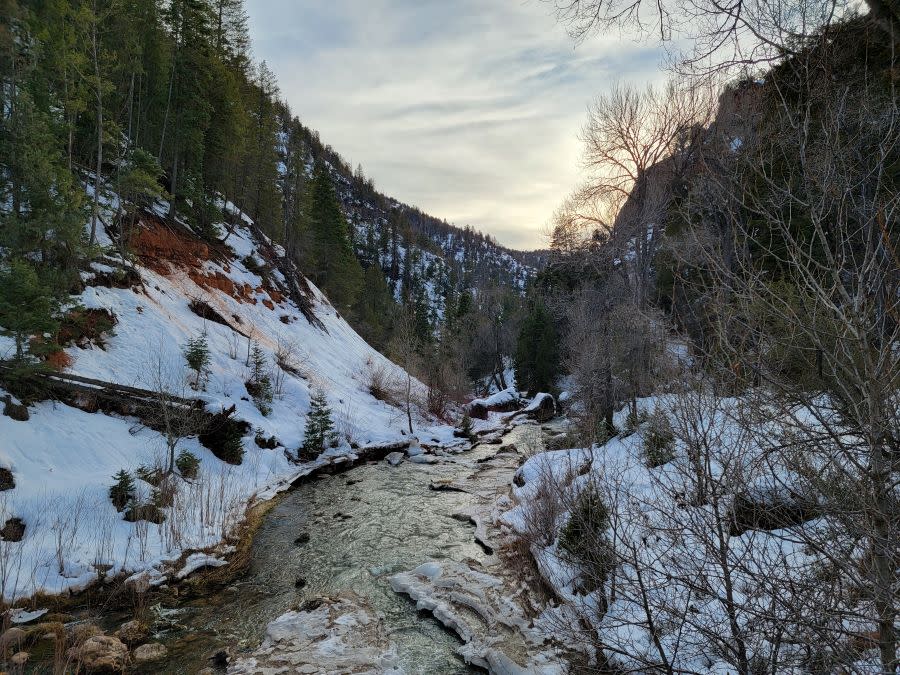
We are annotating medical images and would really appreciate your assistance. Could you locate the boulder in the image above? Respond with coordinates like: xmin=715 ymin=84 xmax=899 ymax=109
xmin=69 ymin=635 xmax=129 ymax=673
xmin=2 ymin=395 xmax=28 ymax=422
xmin=385 ymin=452 xmax=404 ymax=466
xmin=0 ymin=517 xmax=25 ymax=542
xmin=468 ymin=401 xmax=489 ymax=420
xmin=133 ymin=642 xmax=167 ymax=663
xmin=115 ymin=620 xmax=149 ymax=647
xmin=523 ymin=393 xmax=556 ymax=423
xmin=0 ymin=627 xmax=27 ymax=650
xmin=0 ymin=467 xmax=15 ymax=491
xmin=467 ymin=388 xmax=520 ymax=419
xmin=66 ymin=622 xmax=103 ymax=647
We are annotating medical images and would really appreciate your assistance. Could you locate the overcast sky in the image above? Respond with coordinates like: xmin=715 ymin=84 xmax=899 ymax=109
xmin=245 ymin=1 xmax=666 ymax=250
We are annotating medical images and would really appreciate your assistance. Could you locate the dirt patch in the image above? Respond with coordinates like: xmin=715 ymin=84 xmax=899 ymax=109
xmin=57 ymin=308 xmax=117 ymax=349
xmin=87 ymin=264 xmax=142 ymax=290
xmin=130 ymin=216 xmax=214 ymax=274
xmin=44 ymin=350 xmax=73 ymax=371
xmin=2 ymin=396 xmax=28 ymax=423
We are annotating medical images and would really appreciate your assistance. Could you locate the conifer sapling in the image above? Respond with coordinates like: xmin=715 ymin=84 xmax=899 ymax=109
xmin=109 ymin=469 xmax=136 ymax=512
xmin=300 ymin=389 xmax=337 ymax=459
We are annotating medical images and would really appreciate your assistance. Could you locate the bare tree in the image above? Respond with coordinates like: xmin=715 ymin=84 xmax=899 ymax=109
xmin=576 ymin=81 xmax=713 ymax=308
xmin=548 ymin=0 xmax=882 ymax=76
xmin=673 ymin=61 xmax=900 ymax=670
xmin=389 ymin=310 xmax=420 ymax=434
xmin=146 ymin=351 xmax=206 ymax=476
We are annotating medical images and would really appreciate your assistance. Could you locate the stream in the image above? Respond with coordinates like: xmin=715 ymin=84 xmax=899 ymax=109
xmin=132 ymin=430 xmax=531 ymax=674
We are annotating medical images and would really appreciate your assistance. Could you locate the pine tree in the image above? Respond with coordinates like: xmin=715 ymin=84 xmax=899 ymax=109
xmin=299 ymin=389 xmax=337 ymax=459
xmin=109 ymin=469 xmax=136 ymax=511
xmin=304 ymin=161 xmax=363 ymax=309
xmin=183 ymin=332 xmax=211 ymax=388
xmin=0 ymin=88 xmax=86 ymax=286
xmin=115 ymin=148 xmax=168 ymax=255
xmin=246 ymin=341 xmax=273 ymax=415
xmin=160 ymin=0 xmax=215 ymax=216
xmin=211 ymin=0 xmax=249 ymax=69
xmin=0 ymin=260 xmax=58 ymax=362
xmin=514 ymin=298 xmax=560 ymax=396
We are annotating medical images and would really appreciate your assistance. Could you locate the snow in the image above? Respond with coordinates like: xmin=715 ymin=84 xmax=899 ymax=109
xmin=227 ymin=594 xmax=404 ymax=674
xmin=469 ymin=387 xmax=519 ymax=409
xmin=390 ymin=560 xmax=563 ymax=674
xmin=501 ymin=394 xmax=878 ymax=673
xmin=0 ymin=210 xmax=455 ymax=601
xmin=7 ymin=608 xmax=48 ymax=624
xmin=175 ymin=553 xmax=227 ymax=579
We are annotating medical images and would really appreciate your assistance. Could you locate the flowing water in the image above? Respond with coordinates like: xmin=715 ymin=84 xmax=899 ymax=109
xmin=141 ymin=439 xmax=512 ymax=674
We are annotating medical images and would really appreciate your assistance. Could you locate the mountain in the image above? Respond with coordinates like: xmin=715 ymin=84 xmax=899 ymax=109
xmin=277 ymin=118 xmax=548 ymax=326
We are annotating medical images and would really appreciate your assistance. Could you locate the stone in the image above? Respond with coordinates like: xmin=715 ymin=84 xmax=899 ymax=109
xmin=524 ymin=393 xmax=556 ymax=423
xmin=133 ymin=642 xmax=167 ymax=663
xmin=0 ymin=517 xmax=25 ymax=542
xmin=11 ymin=651 xmax=29 ymax=666
xmin=66 ymin=623 xmax=102 ymax=647
xmin=385 ymin=451 xmax=404 ymax=466
xmin=0 ymin=467 xmax=15 ymax=491
xmin=0 ymin=627 xmax=26 ymax=649
xmin=294 ymin=577 xmax=307 ymax=589
xmin=293 ymin=532 xmax=310 ymax=545
xmin=210 ymin=648 xmax=231 ymax=667
xmin=468 ymin=401 xmax=488 ymax=420
xmin=68 ymin=635 xmax=129 ymax=673
xmin=2 ymin=395 xmax=28 ymax=422
xmin=115 ymin=620 xmax=149 ymax=647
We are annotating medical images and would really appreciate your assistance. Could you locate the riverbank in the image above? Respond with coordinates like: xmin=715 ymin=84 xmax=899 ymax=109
xmin=0 ymin=424 xmax=484 ymax=673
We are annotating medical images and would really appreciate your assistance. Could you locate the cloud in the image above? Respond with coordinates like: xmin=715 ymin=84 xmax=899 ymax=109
xmin=246 ymin=0 xmax=667 ymax=250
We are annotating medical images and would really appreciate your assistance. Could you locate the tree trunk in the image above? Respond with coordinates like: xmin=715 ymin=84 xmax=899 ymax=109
xmin=89 ymin=11 xmax=104 ymax=248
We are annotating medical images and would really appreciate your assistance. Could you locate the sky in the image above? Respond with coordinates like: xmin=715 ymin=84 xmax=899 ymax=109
xmin=245 ymin=0 xmax=667 ymax=251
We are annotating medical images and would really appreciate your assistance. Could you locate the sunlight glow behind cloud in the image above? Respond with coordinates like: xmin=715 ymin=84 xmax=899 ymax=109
xmin=245 ymin=0 xmax=667 ymax=250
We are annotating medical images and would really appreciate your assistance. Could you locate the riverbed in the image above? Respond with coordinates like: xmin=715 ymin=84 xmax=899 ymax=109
xmin=137 ymin=429 xmax=535 ymax=674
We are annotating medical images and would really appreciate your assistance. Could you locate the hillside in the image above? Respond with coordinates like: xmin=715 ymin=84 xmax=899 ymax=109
xmin=0 ymin=197 xmax=470 ymax=601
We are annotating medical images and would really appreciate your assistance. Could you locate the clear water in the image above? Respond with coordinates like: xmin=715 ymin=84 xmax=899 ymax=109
xmin=142 ymin=443 xmax=506 ymax=674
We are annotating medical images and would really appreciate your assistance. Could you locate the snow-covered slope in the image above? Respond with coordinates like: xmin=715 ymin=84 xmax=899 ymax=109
xmin=0 ymin=205 xmax=451 ymax=601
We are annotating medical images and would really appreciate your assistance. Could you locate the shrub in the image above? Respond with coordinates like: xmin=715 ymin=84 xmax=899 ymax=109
xmin=365 ymin=359 xmax=395 ymax=404
xmin=175 ymin=450 xmax=200 ymax=479
xmin=109 ymin=470 xmax=136 ymax=512
xmin=624 ymin=407 xmax=648 ymax=433
xmin=124 ymin=503 xmax=165 ymax=524
xmin=199 ymin=414 xmax=246 ymax=465
xmin=558 ymin=486 xmax=615 ymax=589
xmin=458 ymin=412 xmax=474 ymax=440
xmin=135 ymin=464 xmax=164 ymax=487
xmin=643 ymin=409 xmax=675 ymax=468
xmin=216 ymin=424 xmax=245 ymax=464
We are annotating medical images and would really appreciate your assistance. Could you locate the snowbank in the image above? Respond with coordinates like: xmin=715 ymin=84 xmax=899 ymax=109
xmin=0 ymin=207 xmax=452 ymax=601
